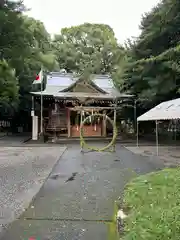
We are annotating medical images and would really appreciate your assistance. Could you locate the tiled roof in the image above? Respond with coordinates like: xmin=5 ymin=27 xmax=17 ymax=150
xmin=31 ymin=72 xmax=133 ymax=99
xmin=45 ymin=73 xmax=116 ymax=93
xmin=45 ymin=73 xmax=75 ymax=92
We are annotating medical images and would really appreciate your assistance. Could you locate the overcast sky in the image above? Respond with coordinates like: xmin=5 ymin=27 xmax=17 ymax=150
xmin=24 ymin=0 xmax=159 ymax=44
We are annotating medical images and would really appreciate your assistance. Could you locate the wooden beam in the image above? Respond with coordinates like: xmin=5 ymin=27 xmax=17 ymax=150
xmin=69 ymin=106 xmax=121 ymax=111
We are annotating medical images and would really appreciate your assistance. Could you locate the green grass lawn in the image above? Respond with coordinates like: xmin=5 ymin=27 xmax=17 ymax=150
xmin=122 ymin=168 xmax=180 ymax=240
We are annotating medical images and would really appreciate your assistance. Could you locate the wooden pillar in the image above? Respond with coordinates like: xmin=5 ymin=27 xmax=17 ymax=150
xmin=102 ymin=110 xmax=107 ymax=137
xmin=67 ymin=108 xmax=71 ymax=138
xmin=80 ymin=106 xmax=83 ymax=151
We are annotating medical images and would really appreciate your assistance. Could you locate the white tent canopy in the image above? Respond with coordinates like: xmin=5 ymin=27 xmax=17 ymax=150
xmin=137 ymin=98 xmax=180 ymax=121
xmin=136 ymin=98 xmax=180 ymax=155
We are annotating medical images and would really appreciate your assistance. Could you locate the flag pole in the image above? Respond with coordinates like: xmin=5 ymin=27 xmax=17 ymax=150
xmin=40 ymin=67 xmax=43 ymax=135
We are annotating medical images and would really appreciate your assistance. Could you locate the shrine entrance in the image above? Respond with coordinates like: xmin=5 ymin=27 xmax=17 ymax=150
xmin=68 ymin=107 xmax=107 ymax=138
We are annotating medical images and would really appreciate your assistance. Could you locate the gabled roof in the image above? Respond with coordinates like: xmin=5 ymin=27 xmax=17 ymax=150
xmin=31 ymin=72 xmax=133 ymax=99
xmin=137 ymin=98 xmax=180 ymax=121
xmin=62 ymin=76 xmax=107 ymax=94
xmin=93 ymin=75 xmax=121 ymax=96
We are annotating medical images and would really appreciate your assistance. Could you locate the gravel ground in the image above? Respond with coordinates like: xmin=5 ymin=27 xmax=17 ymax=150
xmin=0 ymin=146 xmax=66 ymax=233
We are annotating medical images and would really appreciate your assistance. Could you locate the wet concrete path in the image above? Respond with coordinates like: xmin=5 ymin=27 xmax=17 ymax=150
xmin=0 ymin=144 xmax=163 ymax=239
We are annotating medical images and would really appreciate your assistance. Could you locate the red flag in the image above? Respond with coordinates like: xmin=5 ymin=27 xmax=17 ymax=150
xmin=33 ymin=69 xmax=43 ymax=84
xmin=35 ymin=74 xmax=40 ymax=81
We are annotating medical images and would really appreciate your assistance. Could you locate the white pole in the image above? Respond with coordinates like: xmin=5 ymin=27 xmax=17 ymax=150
xmin=31 ymin=95 xmax=34 ymax=140
xmin=155 ymin=120 xmax=159 ymax=156
xmin=175 ymin=119 xmax=177 ymax=143
xmin=136 ymin=121 xmax=139 ymax=147
xmin=40 ymin=69 xmax=43 ymax=135
xmin=134 ymin=100 xmax=137 ymax=134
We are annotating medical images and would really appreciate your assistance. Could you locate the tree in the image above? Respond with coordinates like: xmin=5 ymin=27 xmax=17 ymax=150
xmin=111 ymin=0 xmax=180 ymax=133
xmin=14 ymin=16 xmax=59 ymax=126
xmin=133 ymin=0 xmax=180 ymax=59
xmin=0 ymin=1 xmax=59 ymax=126
xmin=116 ymin=0 xmax=180 ymax=108
xmin=53 ymin=23 xmax=124 ymax=74
xmin=0 ymin=60 xmax=19 ymax=117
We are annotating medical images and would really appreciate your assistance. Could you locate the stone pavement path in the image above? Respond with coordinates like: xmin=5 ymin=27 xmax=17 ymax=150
xmin=0 ymin=144 xmax=163 ymax=240
xmin=125 ymin=146 xmax=180 ymax=167
xmin=0 ymin=146 xmax=66 ymax=234
xmin=0 ymin=135 xmax=30 ymax=146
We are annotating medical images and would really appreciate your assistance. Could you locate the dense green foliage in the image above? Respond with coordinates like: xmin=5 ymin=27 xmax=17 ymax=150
xmin=0 ymin=0 xmax=59 ymax=126
xmin=0 ymin=0 xmax=179 ymax=130
xmin=0 ymin=60 xmax=19 ymax=117
xmin=53 ymin=23 xmax=124 ymax=74
xmin=116 ymin=0 xmax=180 ymax=110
